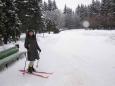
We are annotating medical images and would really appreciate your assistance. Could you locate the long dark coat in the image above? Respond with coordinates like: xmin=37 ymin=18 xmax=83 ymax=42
xmin=24 ymin=35 xmax=41 ymax=61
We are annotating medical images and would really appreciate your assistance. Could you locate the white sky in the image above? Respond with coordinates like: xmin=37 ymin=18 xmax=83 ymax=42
xmin=43 ymin=0 xmax=101 ymax=11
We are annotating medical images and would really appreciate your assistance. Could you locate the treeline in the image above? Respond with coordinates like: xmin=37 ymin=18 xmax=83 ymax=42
xmin=64 ymin=0 xmax=115 ymax=29
xmin=42 ymin=0 xmax=115 ymax=30
xmin=0 ymin=0 xmax=61 ymax=40
xmin=0 ymin=0 xmax=62 ymax=44
xmin=0 ymin=0 xmax=115 ymax=44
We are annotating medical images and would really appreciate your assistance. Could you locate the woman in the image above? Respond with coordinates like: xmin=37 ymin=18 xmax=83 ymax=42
xmin=24 ymin=30 xmax=41 ymax=73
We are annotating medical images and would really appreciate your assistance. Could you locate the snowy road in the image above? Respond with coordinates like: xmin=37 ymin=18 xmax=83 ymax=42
xmin=0 ymin=30 xmax=115 ymax=86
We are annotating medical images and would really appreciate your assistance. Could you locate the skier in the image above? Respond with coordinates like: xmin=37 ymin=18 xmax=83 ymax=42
xmin=24 ymin=30 xmax=41 ymax=73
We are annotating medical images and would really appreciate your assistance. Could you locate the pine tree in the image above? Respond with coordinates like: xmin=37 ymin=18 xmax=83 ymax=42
xmin=48 ymin=0 xmax=52 ymax=11
xmin=101 ymin=0 xmax=113 ymax=15
xmin=43 ymin=1 xmax=48 ymax=11
xmin=0 ymin=0 xmax=5 ymax=35
xmin=64 ymin=5 xmax=67 ymax=14
xmin=0 ymin=0 xmax=20 ymax=42
xmin=52 ymin=0 xmax=57 ymax=10
xmin=76 ymin=5 xmax=88 ymax=21
xmin=64 ymin=5 xmax=74 ymax=29
xmin=111 ymin=0 xmax=115 ymax=15
xmin=89 ymin=0 xmax=101 ymax=16
xmin=43 ymin=0 xmax=60 ymax=33
xmin=15 ymin=0 xmax=44 ymax=32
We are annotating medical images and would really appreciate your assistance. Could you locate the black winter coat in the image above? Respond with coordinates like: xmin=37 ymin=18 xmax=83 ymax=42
xmin=24 ymin=36 xmax=41 ymax=61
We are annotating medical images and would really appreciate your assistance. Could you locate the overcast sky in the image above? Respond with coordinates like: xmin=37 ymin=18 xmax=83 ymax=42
xmin=43 ymin=0 xmax=102 ymax=10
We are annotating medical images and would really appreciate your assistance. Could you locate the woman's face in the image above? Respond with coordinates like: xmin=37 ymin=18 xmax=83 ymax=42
xmin=29 ymin=31 xmax=34 ymax=36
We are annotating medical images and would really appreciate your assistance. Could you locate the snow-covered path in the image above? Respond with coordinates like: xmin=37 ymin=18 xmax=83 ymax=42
xmin=0 ymin=30 xmax=115 ymax=86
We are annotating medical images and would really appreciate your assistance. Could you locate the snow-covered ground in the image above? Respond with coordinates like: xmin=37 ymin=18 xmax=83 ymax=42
xmin=0 ymin=33 xmax=26 ymax=52
xmin=0 ymin=29 xmax=115 ymax=86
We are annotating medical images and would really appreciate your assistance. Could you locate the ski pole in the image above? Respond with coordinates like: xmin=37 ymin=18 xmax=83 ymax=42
xmin=23 ymin=52 xmax=27 ymax=75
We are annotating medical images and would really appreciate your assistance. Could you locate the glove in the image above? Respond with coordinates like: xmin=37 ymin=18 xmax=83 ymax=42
xmin=26 ymin=44 xmax=30 ymax=50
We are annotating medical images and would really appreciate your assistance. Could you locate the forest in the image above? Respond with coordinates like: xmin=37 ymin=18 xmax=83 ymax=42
xmin=0 ymin=0 xmax=115 ymax=44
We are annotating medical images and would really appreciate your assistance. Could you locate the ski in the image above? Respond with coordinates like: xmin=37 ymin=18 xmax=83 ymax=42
xmin=20 ymin=70 xmax=53 ymax=74
xmin=34 ymin=71 xmax=53 ymax=74
xmin=19 ymin=70 xmax=50 ymax=78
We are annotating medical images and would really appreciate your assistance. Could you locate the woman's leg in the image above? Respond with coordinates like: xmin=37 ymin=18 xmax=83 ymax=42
xmin=29 ymin=61 xmax=34 ymax=67
xmin=28 ymin=61 xmax=34 ymax=73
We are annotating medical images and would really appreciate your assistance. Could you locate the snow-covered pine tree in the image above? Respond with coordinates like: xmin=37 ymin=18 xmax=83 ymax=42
xmin=52 ymin=0 xmax=57 ymax=10
xmin=15 ymin=0 xmax=44 ymax=32
xmin=89 ymin=0 xmax=101 ymax=16
xmin=47 ymin=0 xmax=57 ymax=11
xmin=43 ymin=0 xmax=60 ymax=33
xmin=86 ymin=0 xmax=101 ymax=29
xmin=0 ymin=0 xmax=20 ymax=42
xmin=101 ymin=0 xmax=113 ymax=15
xmin=100 ymin=0 xmax=114 ymax=29
xmin=63 ymin=5 xmax=74 ymax=29
xmin=111 ymin=0 xmax=115 ymax=15
xmin=43 ymin=1 xmax=48 ymax=11
xmin=0 ymin=0 xmax=5 ymax=35
xmin=48 ymin=0 xmax=52 ymax=11
xmin=75 ymin=4 xmax=88 ymax=28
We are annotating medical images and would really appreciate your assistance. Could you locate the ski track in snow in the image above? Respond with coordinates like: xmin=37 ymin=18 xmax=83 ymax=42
xmin=0 ymin=29 xmax=115 ymax=86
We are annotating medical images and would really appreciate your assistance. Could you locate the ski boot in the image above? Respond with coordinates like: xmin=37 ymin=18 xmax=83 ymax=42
xmin=27 ymin=67 xmax=33 ymax=73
